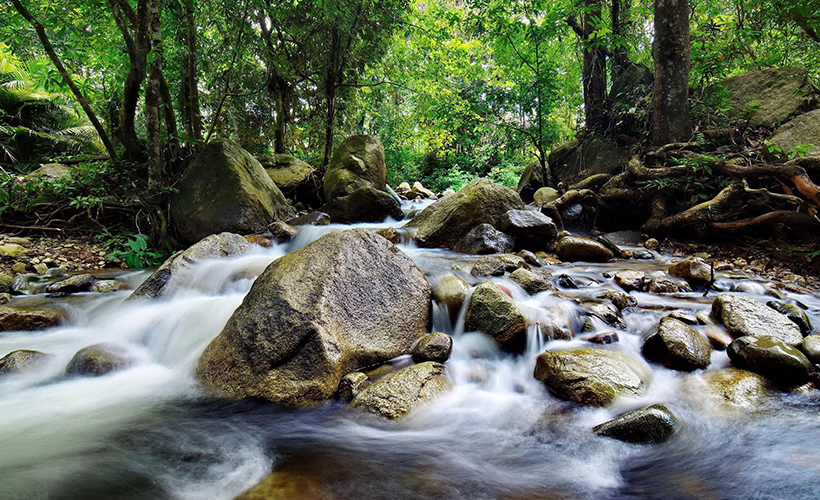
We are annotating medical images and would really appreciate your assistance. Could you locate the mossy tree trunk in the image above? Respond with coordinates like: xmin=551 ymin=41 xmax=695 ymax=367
xmin=652 ymin=0 xmax=691 ymax=145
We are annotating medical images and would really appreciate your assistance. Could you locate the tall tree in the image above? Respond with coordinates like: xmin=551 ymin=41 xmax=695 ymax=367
xmin=653 ymin=0 xmax=691 ymax=145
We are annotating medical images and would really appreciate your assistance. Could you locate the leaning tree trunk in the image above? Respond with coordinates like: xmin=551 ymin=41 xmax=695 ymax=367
xmin=652 ymin=0 xmax=691 ymax=145
xmin=582 ymin=0 xmax=608 ymax=133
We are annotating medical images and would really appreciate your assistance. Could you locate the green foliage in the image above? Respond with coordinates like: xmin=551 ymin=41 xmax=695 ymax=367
xmin=101 ymin=233 xmax=167 ymax=269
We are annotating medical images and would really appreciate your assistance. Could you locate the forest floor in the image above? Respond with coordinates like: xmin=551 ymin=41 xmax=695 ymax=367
xmin=0 ymin=234 xmax=124 ymax=275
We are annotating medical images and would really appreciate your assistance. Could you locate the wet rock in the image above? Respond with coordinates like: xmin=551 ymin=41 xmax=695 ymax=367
xmin=642 ymin=317 xmax=712 ymax=371
xmin=556 ymin=274 xmax=579 ymax=289
xmin=712 ymin=294 xmax=803 ymax=347
xmin=554 ymin=233 xmax=614 ymax=262
xmin=516 ymin=249 xmax=541 ymax=266
xmin=582 ymin=302 xmax=627 ymax=330
xmin=268 ymin=221 xmax=298 ymax=243
xmin=669 ymin=257 xmax=711 ymax=284
xmin=197 ymin=229 xmax=431 ymax=406
xmin=702 ymin=367 xmax=776 ymax=407
xmin=801 ymin=335 xmax=820 ymax=365
xmin=257 ymin=154 xmax=319 ymax=205
xmin=410 ymin=181 xmax=436 ymax=199
xmin=130 ymin=232 xmax=251 ymax=300
xmin=597 ymin=290 xmax=637 ymax=311
xmin=667 ymin=311 xmax=698 ymax=325
xmin=533 ymin=348 xmax=650 ymax=407
xmin=727 ymin=336 xmax=812 ymax=387
xmin=244 ymin=234 xmax=274 ymax=248
xmin=509 ymin=268 xmax=556 ymax=295
xmin=375 ymin=227 xmax=402 ymax=244
xmin=0 ymin=293 xmax=10 ymax=304
xmin=703 ymin=325 xmax=734 ymax=351
xmin=632 ymin=249 xmax=654 ymax=260
xmin=533 ymin=187 xmax=560 ymax=206
xmin=497 ymin=209 xmax=558 ymax=251
xmin=432 ymin=274 xmax=469 ymax=314
xmin=766 ymin=301 xmax=813 ymax=336
xmin=235 ymin=466 xmax=331 ymax=500
xmin=0 ymin=349 xmax=50 ymax=375
xmin=89 ymin=280 xmax=131 ymax=293
xmin=45 ymin=273 xmax=96 ymax=295
xmin=583 ymin=331 xmax=620 ymax=344
xmin=65 ymin=343 xmax=132 ymax=376
xmin=614 ymin=270 xmax=645 ymax=292
xmin=644 ymin=238 xmax=660 ymax=250
xmin=548 ymin=137 xmax=631 ymax=180
xmin=11 ymin=274 xmax=30 ymax=293
xmin=470 ymin=254 xmax=527 ymax=277
xmin=0 ymin=243 xmax=28 ymax=258
xmin=0 ymin=274 xmax=13 ymax=293
xmin=170 ymin=140 xmax=295 ymax=244
xmin=350 ymin=361 xmax=451 ymax=419
xmin=412 ymin=332 xmax=453 ymax=363
xmin=11 ymin=262 xmax=27 ymax=274
xmin=323 ymin=135 xmax=387 ymax=201
xmin=464 ymin=281 xmax=527 ymax=351
xmin=516 ymin=160 xmax=547 ymax=203
xmin=287 ymin=211 xmax=331 ymax=226
xmin=595 ymin=235 xmax=624 ymax=259
xmin=337 ymin=372 xmax=370 ymax=402
xmin=0 ymin=306 xmax=65 ymax=331
xmin=33 ymin=263 xmax=48 ymax=275
xmin=453 ymin=224 xmax=514 ymax=255
xmin=408 ymin=178 xmax=524 ymax=250
xmin=592 ymin=404 xmax=677 ymax=444
xmin=320 ymin=186 xmax=403 ymax=223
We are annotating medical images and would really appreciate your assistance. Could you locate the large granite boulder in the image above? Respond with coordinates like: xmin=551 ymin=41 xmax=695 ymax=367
xmin=498 ymin=210 xmax=558 ymax=251
xmin=0 ymin=306 xmax=66 ymax=331
xmin=592 ymin=404 xmax=677 ymax=444
xmin=548 ymin=137 xmax=631 ymax=181
xmin=130 ymin=232 xmax=250 ymax=300
xmin=171 ymin=140 xmax=295 ymax=244
xmin=642 ymin=317 xmax=713 ymax=371
xmin=320 ymin=186 xmax=403 ymax=223
xmin=350 ymin=361 xmax=451 ymax=419
xmin=764 ymin=108 xmax=820 ymax=160
xmin=323 ymin=135 xmax=387 ymax=201
xmin=712 ymin=67 xmax=819 ymax=128
xmin=257 ymin=154 xmax=320 ymax=205
xmin=197 ymin=229 xmax=431 ymax=406
xmin=533 ymin=348 xmax=650 ymax=407
xmin=464 ymin=281 xmax=527 ymax=351
xmin=452 ymin=223 xmax=515 ymax=254
xmin=712 ymin=294 xmax=803 ymax=347
xmin=407 ymin=178 xmax=524 ymax=249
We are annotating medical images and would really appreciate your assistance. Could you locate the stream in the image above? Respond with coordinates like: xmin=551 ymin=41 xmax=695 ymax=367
xmin=1 ymin=200 xmax=820 ymax=500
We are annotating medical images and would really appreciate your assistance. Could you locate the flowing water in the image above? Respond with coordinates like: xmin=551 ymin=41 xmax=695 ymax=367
xmin=2 ymin=201 xmax=820 ymax=500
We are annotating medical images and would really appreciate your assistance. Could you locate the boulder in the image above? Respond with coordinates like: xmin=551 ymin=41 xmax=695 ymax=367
xmin=323 ymin=135 xmax=386 ymax=201
xmin=582 ymin=301 xmax=627 ymax=330
xmin=517 ymin=249 xmax=542 ymax=267
xmin=197 ymin=229 xmax=431 ymax=406
xmin=592 ymin=404 xmax=677 ymax=444
xmin=256 ymin=154 xmax=320 ymax=205
xmin=464 ymin=281 xmax=527 ymax=350
xmin=432 ymin=274 xmax=469 ymax=314
xmin=597 ymin=290 xmax=637 ymax=311
xmin=453 ymin=224 xmax=515 ymax=254
xmin=375 ymin=227 xmax=402 ymax=244
xmin=287 ymin=212 xmax=331 ymax=226
xmin=267 ymin=221 xmax=298 ymax=243
xmin=727 ymin=335 xmax=812 ymax=387
xmin=642 ymin=317 xmax=712 ymax=371
xmin=24 ymin=163 xmax=71 ymax=181
xmin=320 ymin=186 xmax=403 ymax=223
xmin=130 ymin=232 xmax=250 ymax=300
xmin=712 ymin=294 xmax=803 ymax=347
xmin=412 ymin=332 xmax=453 ymax=363
xmin=408 ymin=178 xmax=524 ymax=249
xmin=614 ymin=270 xmax=645 ymax=292
xmin=0 ymin=306 xmax=65 ymax=331
xmin=65 ymin=343 xmax=132 ymax=376
xmin=89 ymin=280 xmax=131 ymax=293
xmin=548 ymin=137 xmax=631 ymax=181
xmin=337 ymin=372 xmax=370 ymax=402
xmin=516 ymin=160 xmax=546 ymax=203
xmin=498 ymin=210 xmax=558 ymax=251
xmin=45 ymin=273 xmax=96 ymax=295
xmin=713 ymin=67 xmax=819 ymax=128
xmin=647 ymin=277 xmax=682 ymax=294
xmin=702 ymin=367 xmax=776 ymax=407
xmin=533 ymin=187 xmax=561 ymax=206
xmin=764 ymin=108 xmax=820 ymax=161
xmin=470 ymin=254 xmax=528 ymax=277
xmin=801 ymin=335 xmax=820 ymax=365
xmin=410 ymin=181 xmax=436 ymax=199
xmin=0 ymin=349 xmax=50 ymax=375
xmin=533 ymin=348 xmax=650 ymax=407
xmin=171 ymin=140 xmax=295 ymax=244
xmin=669 ymin=257 xmax=711 ymax=284
xmin=509 ymin=268 xmax=556 ymax=295
xmin=766 ymin=301 xmax=813 ymax=336
xmin=554 ymin=234 xmax=614 ymax=262
xmin=350 ymin=361 xmax=451 ymax=419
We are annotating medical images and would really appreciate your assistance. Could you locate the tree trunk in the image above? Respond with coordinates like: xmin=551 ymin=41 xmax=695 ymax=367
xmin=12 ymin=0 xmax=118 ymax=163
xmin=183 ymin=0 xmax=203 ymax=140
xmin=652 ymin=0 xmax=691 ymax=145
xmin=269 ymin=74 xmax=290 ymax=154
xmin=582 ymin=0 xmax=607 ymax=132
xmin=611 ymin=0 xmax=633 ymax=78
xmin=146 ymin=0 xmax=163 ymax=189
xmin=321 ymin=28 xmax=342 ymax=171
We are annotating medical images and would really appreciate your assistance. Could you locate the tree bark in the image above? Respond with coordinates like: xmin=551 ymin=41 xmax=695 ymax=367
xmin=12 ymin=0 xmax=119 ymax=163
xmin=183 ymin=0 xmax=203 ymax=140
xmin=582 ymin=0 xmax=607 ymax=132
xmin=652 ymin=0 xmax=691 ymax=145
xmin=611 ymin=0 xmax=633 ymax=78
xmin=321 ymin=27 xmax=342 ymax=171
xmin=146 ymin=0 xmax=163 ymax=189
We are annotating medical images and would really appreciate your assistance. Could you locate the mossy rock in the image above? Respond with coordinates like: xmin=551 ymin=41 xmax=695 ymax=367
xmin=350 ymin=361 xmax=451 ymax=419
xmin=323 ymin=135 xmax=386 ymax=201
xmin=712 ymin=293 xmax=803 ymax=347
xmin=701 ymin=367 xmax=776 ymax=407
xmin=548 ymin=137 xmax=630 ymax=181
xmin=764 ymin=108 xmax=820 ymax=161
xmin=0 ymin=349 xmax=50 ymax=375
xmin=197 ymin=229 xmax=431 ymax=406
xmin=0 ymin=305 xmax=66 ymax=331
xmin=65 ymin=343 xmax=132 ymax=376
xmin=464 ymin=281 xmax=527 ymax=351
xmin=642 ymin=317 xmax=713 ymax=372
xmin=171 ymin=140 xmax=295 ymax=244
